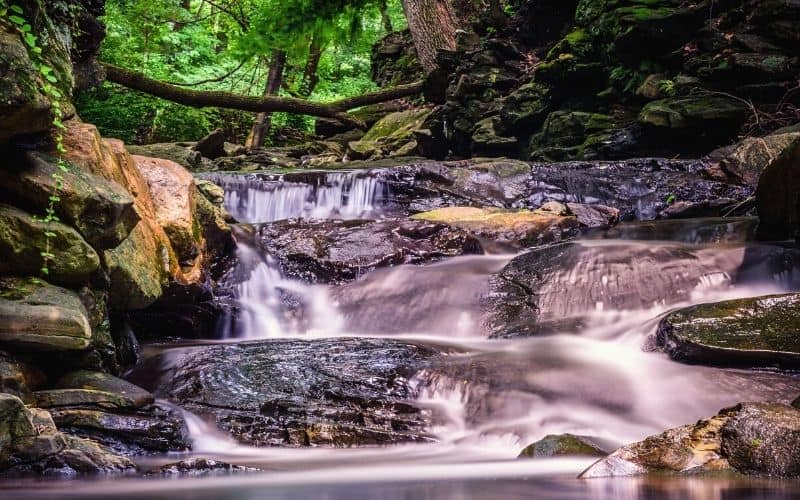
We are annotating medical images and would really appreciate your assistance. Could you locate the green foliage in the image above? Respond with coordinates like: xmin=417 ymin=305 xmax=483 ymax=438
xmin=77 ymin=0 xmax=406 ymax=143
xmin=2 ymin=0 xmax=69 ymax=277
xmin=658 ymin=79 xmax=676 ymax=97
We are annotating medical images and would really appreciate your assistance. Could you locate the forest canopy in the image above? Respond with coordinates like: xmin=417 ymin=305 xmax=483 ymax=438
xmin=78 ymin=0 xmax=409 ymax=145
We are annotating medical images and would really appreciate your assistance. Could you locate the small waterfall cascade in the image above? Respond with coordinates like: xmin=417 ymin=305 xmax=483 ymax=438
xmin=201 ymin=170 xmax=390 ymax=223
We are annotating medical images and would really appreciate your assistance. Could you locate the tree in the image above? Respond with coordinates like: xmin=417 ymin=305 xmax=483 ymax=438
xmin=245 ymin=50 xmax=286 ymax=149
xmin=400 ymin=0 xmax=457 ymax=73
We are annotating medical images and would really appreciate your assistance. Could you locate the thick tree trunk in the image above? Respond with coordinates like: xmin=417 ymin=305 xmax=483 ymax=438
xmin=400 ymin=0 xmax=457 ymax=73
xmin=246 ymin=50 xmax=286 ymax=149
xmin=299 ymin=31 xmax=324 ymax=98
xmin=102 ymin=63 xmax=423 ymax=127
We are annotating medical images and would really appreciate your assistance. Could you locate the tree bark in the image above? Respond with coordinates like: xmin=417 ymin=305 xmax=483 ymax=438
xmin=299 ymin=31 xmax=324 ymax=98
xmin=102 ymin=63 xmax=424 ymax=127
xmin=400 ymin=0 xmax=457 ymax=73
xmin=379 ymin=0 xmax=394 ymax=33
xmin=246 ymin=50 xmax=286 ymax=149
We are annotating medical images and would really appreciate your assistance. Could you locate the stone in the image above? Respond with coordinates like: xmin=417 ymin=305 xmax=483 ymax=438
xmin=253 ymin=218 xmax=482 ymax=284
xmin=565 ymin=203 xmax=620 ymax=228
xmin=528 ymin=110 xmax=620 ymax=161
xmin=0 ymin=204 xmax=100 ymax=286
xmin=471 ymin=116 xmax=518 ymax=154
xmin=0 ymin=352 xmax=43 ymax=403
xmin=754 ymin=134 xmax=800 ymax=240
xmin=581 ymin=402 xmax=800 ymax=478
xmin=34 ymin=389 xmax=140 ymax=412
xmin=193 ymin=128 xmax=226 ymax=160
xmin=0 ymin=151 xmax=138 ymax=249
xmin=722 ymin=402 xmax=800 ymax=477
xmin=195 ymin=179 xmax=225 ymax=207
xmin=56 ymin=371 xmax=155 ymax=409
xmin=657 ymin=293 xmax=800 ymax=369
xmin=126 ymin=143 xmax=207 ymax=170
xmin=639 ymin=96 xmax=748 ymax=149
xmin=520 ymin=434 xmax=608 ymax=458
xmin=134 ymin=155 xmax=201 ymax=266
xmin=707 ymin=132 xmax=800 ymax=187
xmin=0 ymin=277 xmax=92 ymax=351
xmin=411 ymin=207 xmax=579 ymax=249
xmin=151 ymin=458 xmax=259 ymax=477
xmin=130 ymin=338 xmax=434 ymax=447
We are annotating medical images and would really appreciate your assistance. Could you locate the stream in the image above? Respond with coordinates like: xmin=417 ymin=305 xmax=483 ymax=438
xmin=6 ymin=169 xmax=800 ymax=499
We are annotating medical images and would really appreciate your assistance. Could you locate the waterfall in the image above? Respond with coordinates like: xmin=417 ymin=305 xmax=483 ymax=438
xmin=208 ymin=171 xmax=387 ymax=339
xmin=201 ymin=171 xmax=389 ymax=223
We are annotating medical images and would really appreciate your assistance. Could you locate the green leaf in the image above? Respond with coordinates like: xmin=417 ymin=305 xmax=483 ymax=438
xmin=39 ymin=64 xmax=52 ymax=74
xmin=43 ymin=231 xmax=56 ymax=238
xmin=24 ymin=33 xmax=36 ymax=47
xmin=8 ymin=14 xmax=25 ymax=25
xmin=45 ymin=73 xmax=57 ymax=83
xmin=10 ymin=4 xmax=23 ymax=14
xmin=40 ymin=267 xmax=50 ymax=275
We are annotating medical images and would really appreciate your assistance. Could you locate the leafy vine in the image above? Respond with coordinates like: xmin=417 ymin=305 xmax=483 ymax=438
xmin=1 ymin=1 xmax=69 ymax=278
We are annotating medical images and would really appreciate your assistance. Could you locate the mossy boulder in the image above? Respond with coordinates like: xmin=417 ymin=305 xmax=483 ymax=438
xmin=657 ymin=293 xmax=800 ymax=369
xmin=348 ymin=108 xmax=431 ymax=160
xmin=471 ymin=116 xmax=518 ymax=155
xmin=519 ymin=433 xmax=608 ymax=458
xmin=0 ymin=204 xmax=100 ymax=285
xmin=639 ymin=95 xmax=748 ymax=130
xmin=528 ymin=111 xmax=619 ymax=161
xmin=55 ymin=370 xmax=155 ymax=409
xmin=499 ymin=81 xmax=552 ymax=131
xmin=0 ymin=151 xmax=138 ymax=249
xmin=0 ymin=277 xmax=92 ymax=351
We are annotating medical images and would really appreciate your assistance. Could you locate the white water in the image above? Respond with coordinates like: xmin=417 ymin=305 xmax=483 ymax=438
xmin=203 ymin=171 xmax=388 ymax=223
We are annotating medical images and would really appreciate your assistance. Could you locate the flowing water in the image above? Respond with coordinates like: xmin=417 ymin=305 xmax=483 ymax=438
xmin=7 ymin=170 xmax=800 ymax=499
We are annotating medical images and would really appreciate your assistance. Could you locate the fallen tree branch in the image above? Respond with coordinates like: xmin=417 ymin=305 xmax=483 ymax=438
xmin=103 ymin=63 xmax=424 ymax=128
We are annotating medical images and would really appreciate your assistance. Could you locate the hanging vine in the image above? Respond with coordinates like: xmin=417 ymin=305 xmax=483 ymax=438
xmin=1 ymin=1 xmax=70 ymax=278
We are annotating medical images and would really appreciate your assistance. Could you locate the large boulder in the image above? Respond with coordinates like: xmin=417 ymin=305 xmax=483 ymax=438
xmin=0 ymin=204 xmax=100 ymax=286
xmin=0 ymin=278 xmax=92 ymax=351
xmin=0 ymin=151 xmax=138 ymax=249
xmin=131 ymin=338 xmax=434 ymax=447
xmin=657 ymin=293 xmax=800 ymax=369
xmin=348 ymin=108 xmax=431 ymax=160
xmin=581 ymin=402 xmax=800 ymax=478
xmin=706 ymin=132 xmax=800 ymax=187
xmin=520 ymin=434 xmax=609 ymax=458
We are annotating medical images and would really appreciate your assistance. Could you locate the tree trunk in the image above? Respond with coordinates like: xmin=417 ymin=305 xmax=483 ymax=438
xmin=102 ymin=63 xmax=424 ymax=128
xmin=299 ymin=31 xmax=324 ymax=98
xmin=246 ymin=50 xmax=286 ymax=149
xmin=400 ymin=0 xmax=457 ymax=73
xmin=379 ymin=0 xmax=394 ymax=33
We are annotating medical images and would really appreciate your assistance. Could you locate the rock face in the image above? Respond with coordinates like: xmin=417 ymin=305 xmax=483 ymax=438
xmin=411 ymin=206 xmax=580 ymax=249
xmin=519 ymin=434 xmax=608 ymax=458
xmin=254 ymin=218 xmax=482 ymax=284
xmin=0 ymin=278 xmax=92 ymax=351
xmin=134 ymin=339 xmax=434 ymax=447
xmin=657 ymin=293 xmax=800 ymax=369
xmin=581 ymin=403 xmax=800 ymax=478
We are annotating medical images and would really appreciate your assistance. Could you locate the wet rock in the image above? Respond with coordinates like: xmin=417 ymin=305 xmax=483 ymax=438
xmin=410 ymin=206 xmax=579 ymax=249
xmin=55 ymin=371 xmax=155 ymax=409
xmin=581 ymin=402 xmax=800 ymax=478
xmin=133 ymin=338 xmax=435 ymax=447
xmin=486 ymin=242 xmax=751 ymax=338
xmin=151 ymin=458 xmax=259 ymax=477
xmin=254 ymin=218 xmax=482 ymax=284
xmin=565 ymin=203 xmax=619 ymax=228
xmin=520 ymin=434 xmax=608 ymax=458
xmin=50 ymin=403 xmax=189 ymax=455
xmin=657 ymin=293 xmax=800 ymax=369
xmin=34 ymin=390 xmax=140 ymax=412
xmin=0 ymin=151 xmax=138 ymax=249
xmin=754 ymin=133 xmax=800 ymax=240
xmin=196 ymin=179 xmax=226 ymax=207
xmin=193 ymin=128 xmax=226 ymax=160
xmin=528 ymin=110 xmax=622 ymax=161
xmin=0 ymin=278 xmax=92 ymax=351
xmin=0 ymin=204 xmax=100 ymax=286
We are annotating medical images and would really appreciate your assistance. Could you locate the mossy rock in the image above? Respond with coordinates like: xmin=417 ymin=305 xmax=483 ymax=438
xmin=56 ymin=370 xmax=155 ymax=409
xmin=499 ymin=81 xmax=552 ymax=131
xmin=348 ymin=108 xmax=431 ymax=159
xmin=657 ymin=293 xmax=800 ymax=369
xmin=519 ymin=433 xmax=608 ymax=458
xmin=639 ymin=96 xmax=748 ymax=129
xmin=471 ymin=116 xmax=518 ymax=155
xmin=0 ymin=277 xmax=92 ymax=351
xmin=0 ymin=203 xmax=100 ymax=285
